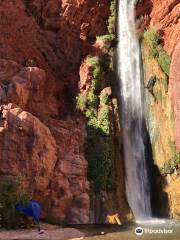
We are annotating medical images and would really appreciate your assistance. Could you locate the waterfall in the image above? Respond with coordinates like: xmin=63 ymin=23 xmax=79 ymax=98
xmin=117 ymin=0 xmax=152 ymax=219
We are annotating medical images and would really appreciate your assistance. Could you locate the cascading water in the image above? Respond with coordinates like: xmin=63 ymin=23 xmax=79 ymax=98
xmin=117 ymin=0 xmax=152 ymax=219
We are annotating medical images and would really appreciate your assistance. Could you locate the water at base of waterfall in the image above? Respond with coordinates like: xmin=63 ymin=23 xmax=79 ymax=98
xmin=135 ymin=218 xmax=177 ymax=225
xmin=117 ymin=0 xmax=152 ymax=219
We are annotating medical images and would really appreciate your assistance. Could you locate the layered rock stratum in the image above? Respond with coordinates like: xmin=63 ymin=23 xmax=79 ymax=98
xmin=138 ymin=0 xmax=180 ymax=219
xmin=0 ymin=0 xmax=109 ymax=223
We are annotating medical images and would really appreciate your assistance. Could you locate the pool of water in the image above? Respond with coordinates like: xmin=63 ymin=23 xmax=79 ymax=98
xmin=73 ymin=220 xmax=180 ymax=240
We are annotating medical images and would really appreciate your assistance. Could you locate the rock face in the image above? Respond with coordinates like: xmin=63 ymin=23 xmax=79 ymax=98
xmin=0 ymin=0 xmax=110 ymax=223
xmin=137 ymin=0 xmax=180 ymax=54
xmin=170 ymin=42 xmax=180 ymax=151
xmin=139 ymin=0 xmax=180 ymax=219
xmin=149 ymin=0 xmax=180 ymax=54
xmin=0 ymin=103 xmax=56 ymax=200
xmin=48 ymin=119 xmax=89 ymax=223
xmin=166 ymin=177 xmax=180 ymax=220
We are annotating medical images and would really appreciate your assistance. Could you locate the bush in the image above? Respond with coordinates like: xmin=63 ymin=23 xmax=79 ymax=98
xmin=76 ymin=54 xmax=114 ymax=192
xmin=86 ymin=126 xmax=114 ymax=192
xmin=86 ymin=56 xmax=99 ymax=66
xmin=108 ymin=0 xmax=116 ymax=34
xmin=96 ymin=34 xmax=115 ymax=42
xmin=144 ymin=28 xmax=159 ymax=57
xmin=99 ymin=91 xmax=109 ymax=105
xmin=160 ymin=141 xmax=180 ymax=176
xmin=158 ymin=51 xmax=171 ymax=76
xmin=76 ymin=94 xmax=87 ymax=111
xmin=0 ymin=176 xmax=30 ymax=229
xmin=160 ymin=158 xmax=180 ymax=176
xmin=144 ymin=28 xmax=171 ymax=75
xmin=98 ymin=106 xmax=110 ymax=135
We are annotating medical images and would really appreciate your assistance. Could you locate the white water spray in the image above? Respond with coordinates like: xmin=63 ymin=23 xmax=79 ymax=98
xmin=117 ymin=0 xmax=152 ymax=219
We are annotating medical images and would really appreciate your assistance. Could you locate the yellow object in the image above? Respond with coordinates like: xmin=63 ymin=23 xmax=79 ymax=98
xmin=107 ymin=214 xmax=121 ymax=225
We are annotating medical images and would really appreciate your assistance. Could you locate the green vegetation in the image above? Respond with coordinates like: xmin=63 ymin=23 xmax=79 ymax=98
xmin=0 ymin=176 xmax=30 ymax=229
xmin=98 ymin=92 xmax=110 ymax=135
xmin=160 ymin=141 xmax=180 ymax=176
xmin=144 ymin=28 xmax=171 ymax=76
xmin=96 ymin=34 xmax=115 ymax=42
xmin=76 ymin=55 xmax=114 ymax=192
xmin=158 ymin=51 xmax=171 ymax=76
xmin=160 ymin=158 xmax=180 ymax=176
xmin=95 ymin=0 xmax=116 ymax=49
xmin=76 ymin=94 xmax=87 ymax=111
xmin=76 ymin=1 xmax=118 ymax=193
xmin=144 ymin=28 xmax=159 ymax=57
xmin=86 ymin=56 xmax=99 ymax=66
xmin=108 ymin=0 xmax=116 ymax=34
xmin=96 ymin=34 xmax=115 ymax=44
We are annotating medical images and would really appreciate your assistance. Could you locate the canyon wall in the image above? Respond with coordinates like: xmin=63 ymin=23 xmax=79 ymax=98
xmin=0 ymin=0 xmax=111 ymax=223
xmin=0 ymin=0 xmax=179 ymax=224
xmin=137 ymin=0 xmax=180 ymax=219
xmin=0 ymin=0 xmax=130 ymax=223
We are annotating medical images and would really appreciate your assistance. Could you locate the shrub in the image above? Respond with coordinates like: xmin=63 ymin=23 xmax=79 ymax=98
xmin=160 ymin=141 xmax=180 ymax=176
xmin=108 ymin=0 xmax=116 ymax=34
xmin=86 ymin=126 xmax=114 ymax=192
xmin=158 ymin=51 xmax=171 ymax=76
xmin=98 ymin=106 xmax=110 ymax=135
xmin=76 ymin=54 xmax=114 ymax=192
xmin=96 ymin=34 xmax=115 ymax=42
xmin=86 ymin=56 xmax=99 ymax=66
xmin=144 ymin=28 xmax=171 ymax=76
xmin=160 ymin=158 xmax=180 ymax=176
xmin=76 ymin=94 xmax=87 ymax=111
xmin=144 ymin=28 xmax=159 ymax=57
xmin=99 ymin=91 xmax=109 ymax=105
xmin=0 ymin=176 xmax=30 ymax=229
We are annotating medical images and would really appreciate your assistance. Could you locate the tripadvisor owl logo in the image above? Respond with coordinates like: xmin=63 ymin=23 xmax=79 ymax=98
xmin=135 ymin=227 xmax=144 ymax=236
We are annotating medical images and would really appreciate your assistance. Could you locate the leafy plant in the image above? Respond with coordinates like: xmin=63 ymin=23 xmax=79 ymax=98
xmin=0 ymin=176 xmax=30 ymax=229
xmin=76 ymin=55 xmax=114 ymax=192
xmin=99 ymin=91 xmax=109 ymax=105
xmin=144 ymin=28 xmax=171 ymax=76
xmin=86 ymin=56 xmax=99 ymax=66
xmin=96 ymin=34 xmax=115 ymax=43
xmin=98 ymin=106 xmax=110 ymax=135
xmin=144 ymin=28 xmax=159 ymax=57
xmin=108 ymin=0 xmax=116 ymax=34
xmin=76 ymin=1 xmax=117 ymax=193
xmin=160 ymin=141 xmax=180 ymax=176
xmin=76 ymin=94 xmax=87 ymax=111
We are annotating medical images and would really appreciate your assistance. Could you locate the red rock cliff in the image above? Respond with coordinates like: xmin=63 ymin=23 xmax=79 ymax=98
xmin=137 ymin=0 xmax=180 ymax=219
xmin=0 ymin=0 xmax=109 ymax=223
